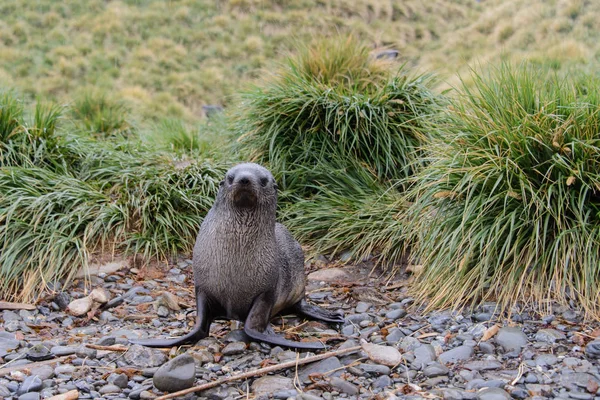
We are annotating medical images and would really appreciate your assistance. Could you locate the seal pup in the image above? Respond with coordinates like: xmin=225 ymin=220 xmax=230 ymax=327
xmin=131 ymin=163 xmax=344 ymax=349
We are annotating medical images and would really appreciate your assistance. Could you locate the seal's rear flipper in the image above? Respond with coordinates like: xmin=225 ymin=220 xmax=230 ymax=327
xmin=245 ymin=293 xmax=326 ymax=350
xmin=292 ymin=299 xmax=345 ymax=324
xmin=129 ymin=291 xmax=211 ymax=348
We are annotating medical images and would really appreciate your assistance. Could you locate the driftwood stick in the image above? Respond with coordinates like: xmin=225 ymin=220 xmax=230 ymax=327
xmin=155 ymin=345 xmax=362 ymax=400
xmin=86 ymin=344 xmax=129 ymax=352
xmin=0 ymin=355 xmax=73 ymax=377
xmin=0 ymin=301 xmax=36 ymax=311
xmin=46 ymin=389 xmax=80 ymax=400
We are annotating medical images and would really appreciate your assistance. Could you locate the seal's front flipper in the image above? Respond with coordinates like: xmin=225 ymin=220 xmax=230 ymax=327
xmin=244 ymin=293 xmax=325 ymax=350
xmin=129 ymin=291 xmax=212 ymax=348
xmin=292 ymin=298 xmax=345 ymax=323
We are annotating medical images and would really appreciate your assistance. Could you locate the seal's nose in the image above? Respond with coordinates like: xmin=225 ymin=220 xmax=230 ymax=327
xmin=237 ymin=175 xmax=250 ymax=185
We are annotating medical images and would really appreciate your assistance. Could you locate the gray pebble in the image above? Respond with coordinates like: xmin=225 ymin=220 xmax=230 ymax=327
xmin=18 ymin=393 xmax=41 ymax=400
xmin=495 ymin=327 xmax=528 ymax=352
xmin=355 ymin=302 xmax=371 ymax=313
xmin=423 ymin=362 xmax=449 ymax=377
xmin=107 ymin=372 xmax=129 ymax=388
xmin=17 ymin=376 xmax=42 ymax=395
xmin=153 ymin=354 xmax=196 ymax=393
xmin=299 ymin=357 xmax=342 ymax=383
xmin=98 ymin=383 xmax=121 ymax=394
xmin=124 ymin=345 xmax=167 ymax=368
xmin=535 ymin=329 xmax=566 ymax=343
xmin=585 ymin=341 xmax=600 ymax=358
xmin=372 ymin=374 xmax=392 ymax=389
xmin=222 ymin=341 xmax=247 ymax=355
xmin=385 ymin=308 xmax=406 ymax=320
xmin=439 ymin=345 xmax=474 ymax=364
xmin=329 ymin=377 xmax=359 ymax=395
xmin=479 ymin=342 xmax=495 ymax=354
xmin=477 ymin=387 xmax=511 ymax=400
xmin=30 ymin=365 xmax=54 ymax=380
xmin=50 ymin=346 xmax=78 ymax=357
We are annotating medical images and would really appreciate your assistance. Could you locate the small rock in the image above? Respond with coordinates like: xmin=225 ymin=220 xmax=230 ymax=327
xmin=412 ymin=344 xmax=437 ymax=368
xmin=307 ymin=268 xmax=350 ymax=282
xmin=399 ymin=336 xmax=421 ymax=352
xmin=67 ymin=296 xmax=93 ymax=317
xmin=158 ymin=292 xmax=181 ymax=311
xmin=224 ymin=330 xmax=250 ymax=343
xmin=585 ymin=341 xmax=600 ymax=358
xmin=355 ymin=302 xmax=371 ymax=313
xmin=329 ymin=377 xmax=359 ymax=395
xmin=53 ymin=292 xmax=70 ymax=310
xmin=372 ymin=375 xmax=392 ymax=389
xmin=222 ymin=341 xmax=246 ymax=355
xmin=477 ymin=387 xmax=511 ymax=400
xmin=17 ymin=376 xmax=42 ymax=395
xmin=26 ymin=344 xmax=53 ymax=361
xmin=108 ymin=372 xmax=129 ymax=388
xmin=535 ymin=329 xmax=566 ymax=343
xmin=75 ymin=345 xmax=97 ymax=359
xmin=299 ymin=357 xmax=342 ymax=383
xmin=124 ymin=345 xmax=167 ymax=368
xmin=90 ymin=287 xmax=111 ymax=303
xmin=495 ymin=327 xmax=528 ymax=352
xmin=18 ymin=393 xmax=40 ymax=400
xmin=98 ymin=383 xmax=121 ymax=394
xmin=362 ymin=342 xmax=402 ymax=366
xmin=153 ymin=354 xmax=196 ymax=393
xmin=423 ymin=362 xmax=449 ymax=377
xmin=30 ymin=365 xmax=54 ymax=380
xmin=251 ymin=375 xmax=294 ymax=395
xmin=463 ymin=360 xmax=502 ymax=371
xmin=439 ymin=345 xmax=474 ymax=364
xmin=357 ymin=363 xmax=391 ymax=376
xmin=50 ymin=346 xmax=78 ymax=357
xmin=385 ymin=308 xmax=406 ymax=320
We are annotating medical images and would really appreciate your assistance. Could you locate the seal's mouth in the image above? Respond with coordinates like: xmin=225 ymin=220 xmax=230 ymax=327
xmin=232 ymin=187 xmax=258 ymax=208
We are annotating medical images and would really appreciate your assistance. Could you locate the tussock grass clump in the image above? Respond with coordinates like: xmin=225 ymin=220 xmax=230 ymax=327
xmin=407 ymin=64 xmax=600 ymax=317
xmin=236 ymin=37 xmax=439 ymax=191
xmin=70 ymin=90 xmax=132 ymax=138
xmin=282 ymin=162 xmax=408 ymax=265
xmin=0 ymin=93 xmax=226 ymax=301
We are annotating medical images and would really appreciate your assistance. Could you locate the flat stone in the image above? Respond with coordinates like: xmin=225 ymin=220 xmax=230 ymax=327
xmin=423 ymin=362 xmax=449 ymax=377
xmin=362 ymin=342 xmax=402 ymax=366
xmin=355 ymin=302 xmax=371 ymax=313
xmin=307 ymin=268 xmax=350 ymax=282
xmin=124 ymin=345 xmax=167 ymax=368
xmin=153 ymin=354 xmax=196 ymax=393
xmin=98 ymin=383 xmax=121 ymax=394
xmin=463 ymin=360 xmax=502 ymax=371
xmin=67 ymin=296 xmax=93 ymax=316
xmin=329 ymin=377 xmax=359 ymax=395
xmin=18 ymin=393 xmax=41 ymax=400
xmin=17 ymin=376 xmax=43 ymax=395
xmin=399 ymin=336 xmax=421 ymax=352
xmin=30 ymin=365 xmax=54 ymax=380
xmin=108 ymin=372 xmax=129 ymax=388
xmin=251 ymin=375 xmax=294 ymax=395
xmin=298 ymin=357 xmax=342 ymax=383
xmin=357 ymin=363 xmax=391 ymax=375
xmin=0 ymin=339 xmax=20 ymax=352
xmin=585 ymin=341 xmax=600 ymax=358
xmin=385 ymin=308 xmax=406 ymax=320
xmin=535 ymin=354 xmax=558 ymax=366
xmin=50 ymin=346 xmax=78 ymax=357
xmin=372 ymin=375 xmax=392 ymax=389
xmin=477 ymin=387 xmax=511 ymax=400
xmin=439 ymin=345 xmax=474 ymax=364
xmin=222 ymin=341 xmax=246 ymax=355
xmin=412 ymin=344 xmax=437 ymax=368
xmin=535 ymin=329 xmax=566 ymax=343
xmin=495 ymin=327 xmax=528 ymax=352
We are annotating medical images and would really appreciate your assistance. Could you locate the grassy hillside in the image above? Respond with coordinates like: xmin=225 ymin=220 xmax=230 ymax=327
xmin=1 ymin=1 xmax=597 ymax=125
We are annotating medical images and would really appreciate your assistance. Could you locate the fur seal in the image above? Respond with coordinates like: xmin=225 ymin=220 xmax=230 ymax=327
xmin=130 ymin=163 xmax=344 ymax=349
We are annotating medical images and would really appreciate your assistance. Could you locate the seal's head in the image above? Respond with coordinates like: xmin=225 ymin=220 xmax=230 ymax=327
xmin=219 ymin=163 xmax=278 ymax=209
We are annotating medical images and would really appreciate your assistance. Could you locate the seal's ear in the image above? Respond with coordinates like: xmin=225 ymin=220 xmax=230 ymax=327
xmin=272 ymin=178 xmax=278 ymax=191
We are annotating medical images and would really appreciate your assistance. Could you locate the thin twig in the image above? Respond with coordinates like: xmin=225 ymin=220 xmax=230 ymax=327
xmin=155 ymin=345 xmax=362 ymax=400
xmin=86 ymin=344 xmax=129 ymax=352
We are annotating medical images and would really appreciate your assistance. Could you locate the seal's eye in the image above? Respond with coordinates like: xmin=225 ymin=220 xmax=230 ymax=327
xmin=227 ymin=175 xmax=234 ymax=185
xmin=260 ymin=177 xmax=268 ymax=187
